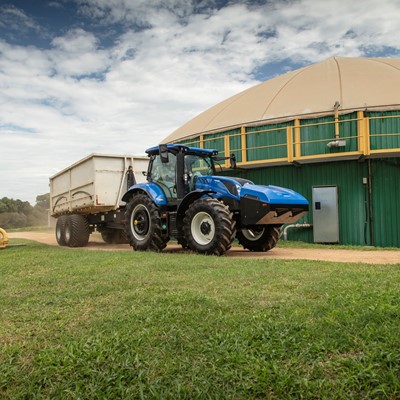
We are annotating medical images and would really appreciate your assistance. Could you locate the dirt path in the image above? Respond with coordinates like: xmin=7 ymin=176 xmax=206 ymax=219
xmin=7 ymin=231 xmax=400 ymax=265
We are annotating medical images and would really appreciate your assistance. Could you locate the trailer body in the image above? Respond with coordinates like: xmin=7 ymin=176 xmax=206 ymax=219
xmin=50 ymin=153 xmax=148 ymax=215
xmin=50 ymin=153 xmax=148 ymax=245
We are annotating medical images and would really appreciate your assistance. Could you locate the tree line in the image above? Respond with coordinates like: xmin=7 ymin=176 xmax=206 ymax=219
xmin=0 ymin=194 xmax=50 ymax=229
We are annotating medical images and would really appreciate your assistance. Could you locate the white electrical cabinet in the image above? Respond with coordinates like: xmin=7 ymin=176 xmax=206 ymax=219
xmin=312 ymin=185 xmax=339 ymax=243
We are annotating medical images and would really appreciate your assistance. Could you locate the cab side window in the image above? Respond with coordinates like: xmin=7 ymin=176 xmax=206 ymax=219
xmin=150 ymin=154 xmax=177 ymax=200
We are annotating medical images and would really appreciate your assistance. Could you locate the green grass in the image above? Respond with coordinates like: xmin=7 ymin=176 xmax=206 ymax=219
xmin=1 ymin=241 xmax=399 ymax=399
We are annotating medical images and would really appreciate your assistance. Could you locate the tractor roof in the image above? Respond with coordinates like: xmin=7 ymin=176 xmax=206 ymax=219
xmin=146 ymin=144 xmax=218 ymax=157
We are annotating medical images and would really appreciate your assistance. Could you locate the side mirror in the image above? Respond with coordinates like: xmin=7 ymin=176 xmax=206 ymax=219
xmin=159 ymin=144 xmax=169 ymax=163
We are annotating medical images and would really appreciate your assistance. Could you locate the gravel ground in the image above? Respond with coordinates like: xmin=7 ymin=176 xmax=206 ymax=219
xmin=7 ymin=231 xmax=400 ymax=265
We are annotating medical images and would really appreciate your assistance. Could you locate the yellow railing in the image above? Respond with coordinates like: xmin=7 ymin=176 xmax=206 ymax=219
xmin=179 ymin=113 xmax=400 ymax=167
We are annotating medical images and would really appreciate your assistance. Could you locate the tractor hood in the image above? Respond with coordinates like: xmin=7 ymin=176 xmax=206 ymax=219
xmin=240 ymin=184 xmax=309 ymax=206
xmin=239 ymin=183 xmax=309 ymax=225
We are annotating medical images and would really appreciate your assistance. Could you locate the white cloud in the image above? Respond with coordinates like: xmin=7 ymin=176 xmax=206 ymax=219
xmin=0 ymin=0 xmax=399 ymax=203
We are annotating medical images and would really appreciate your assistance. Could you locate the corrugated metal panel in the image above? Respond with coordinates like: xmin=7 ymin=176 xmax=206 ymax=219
xmin=370 ymin=159 xmax=400 ymax=247
xmin=300 ymin=113 xmax=358 ymax=157
xmin=368 ymin=111 xmax=400 ymax=151
xmin=228 ymin=129 xmax=242 ymax=162
xmin=246 ymin=122 xmax=290 ymax=161
xmin=180 ymin=138 xmax=200 ymax=147
xmin=203 ymin=129 xmax=240 ymax=158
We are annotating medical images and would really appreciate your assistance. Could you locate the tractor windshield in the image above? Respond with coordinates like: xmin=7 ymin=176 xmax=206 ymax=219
xmin=184 ymin=154 xmax=215 ymax=177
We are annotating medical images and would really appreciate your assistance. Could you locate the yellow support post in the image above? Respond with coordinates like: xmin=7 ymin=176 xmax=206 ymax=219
xmin=334 ymin=104 xmax=340 ymax=138
xmin=294 ymin=119 xmax=301 ymax=158
xmin=357 ymin=111 xmax=365 ymax=154
xmin=364 ymin=116 xmax=371 ymax=156
xmin=224 ymin=135 xmax=230 ymax=168
xmin=286 ymin=126 xmax=294 ymax=163
xmin=199 ymin=134 xmax=204 ymax=149
xmin=0 ymin=227 xmax=9 ymax=249
xmin=240 ymin=126 xmax=247 ymax=164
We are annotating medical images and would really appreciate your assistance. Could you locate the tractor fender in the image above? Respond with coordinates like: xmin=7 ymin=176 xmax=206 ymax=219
xmin=121 ymin=183 xmax=167 ymax=206
xmin=176 ymin=189 xmax=215 ymax=223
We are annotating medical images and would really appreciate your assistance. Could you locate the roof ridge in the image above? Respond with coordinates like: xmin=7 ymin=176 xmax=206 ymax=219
xmin=259 ymin=66 xmax=310 ymax=119
xmin=368 ymin=58 xmax=400 ymax=73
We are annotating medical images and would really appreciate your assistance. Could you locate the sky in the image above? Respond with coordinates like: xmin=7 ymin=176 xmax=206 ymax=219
xmin=1 ymin=0 xmax=399 ymax=204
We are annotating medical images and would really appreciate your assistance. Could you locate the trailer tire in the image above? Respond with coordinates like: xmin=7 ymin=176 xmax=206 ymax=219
xmin=236 ymin=225 xmax=281 ymax=252
xmin=125 ymin=194 xmax=168 ymax=252
xmin=64 ymin=215 xmax=90 ymax=247
xmin=55 ymin=216 xmax=68 ymax=246
xmin=183 ymin=198 xmax=236 ymax=256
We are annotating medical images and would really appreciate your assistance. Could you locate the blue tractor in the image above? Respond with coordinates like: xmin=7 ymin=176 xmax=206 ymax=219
xmin=122 ymin=144 xmax=309 ymax=256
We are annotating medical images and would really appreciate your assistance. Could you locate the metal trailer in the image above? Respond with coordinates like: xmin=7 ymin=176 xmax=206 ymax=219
xmin=50 ymin=153 xmax=149 ymax=246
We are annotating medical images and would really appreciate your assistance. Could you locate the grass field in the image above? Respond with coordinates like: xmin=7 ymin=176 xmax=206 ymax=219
xmin=1 ymin=241 xmax=399 ymax=399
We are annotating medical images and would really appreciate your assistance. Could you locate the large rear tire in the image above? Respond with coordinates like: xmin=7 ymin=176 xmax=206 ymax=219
xmin=183 ymin=198 xmax=236 ymax=256
xmin=236 ymin=225 xmax=281 ymax=252
xmin=55 ymin=215 xmax=67 ymax=246
xmin=64 ymin=215 xmax=90 ymax=247
xmin=125 ymin=194 xmax=168 ymax=252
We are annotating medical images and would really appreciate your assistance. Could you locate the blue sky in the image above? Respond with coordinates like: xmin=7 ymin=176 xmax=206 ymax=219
xmin=1 ymin=0 xmax=399 ymax=203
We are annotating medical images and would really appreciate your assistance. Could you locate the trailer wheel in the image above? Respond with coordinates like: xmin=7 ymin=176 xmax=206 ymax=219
xmin=236 ymin=225 xmax=281 ymax=252
xmin=183 ymin=198 xmax=236 ymax=256
xmin=55 ymin=216 xmax=67 ymax=246
xmin=125 ymin=194 xmax=168 ymax=251
xmin=64 ymin=215 xmax=90 ymax=247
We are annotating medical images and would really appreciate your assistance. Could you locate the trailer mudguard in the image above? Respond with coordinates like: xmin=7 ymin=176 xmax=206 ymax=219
xmin=121 ymin=182 xmax=168 ymax=206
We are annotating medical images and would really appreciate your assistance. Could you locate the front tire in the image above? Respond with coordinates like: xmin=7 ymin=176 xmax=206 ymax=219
xmin=236 ymin=225 xmax=281 ymax=252
xmin=183 ymin=198 xmax=236 ymax=256
xmin=125 ymin=194 xmax=168 ymax=251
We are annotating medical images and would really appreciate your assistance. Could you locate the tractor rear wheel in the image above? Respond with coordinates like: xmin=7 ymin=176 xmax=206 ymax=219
xmin=236 ymin=225 xmax=281 ymax=252
xmin=64 ymin=215 xmax=90 ymax=247
xmin=183 ymin=198 xmax=236 ymax=256
xmin=125 ymin=194 xmax=168 ymax=252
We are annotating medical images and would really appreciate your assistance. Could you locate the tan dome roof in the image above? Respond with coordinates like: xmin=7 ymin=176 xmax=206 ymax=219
xmin=164 ymin=56 xmax=400 ymax=143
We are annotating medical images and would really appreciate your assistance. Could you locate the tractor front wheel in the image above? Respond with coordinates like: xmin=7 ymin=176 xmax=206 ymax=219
xmin=236 ymin=225 xmax=281 ymax=252
xmin=125 ymin=194 xmax=168 ymax=252
xmin=183 ymin=198 xmax=236 ymax=256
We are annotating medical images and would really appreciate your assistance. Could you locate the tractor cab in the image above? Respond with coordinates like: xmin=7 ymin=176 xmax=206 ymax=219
xmin=146 ymin=144 xmax=217 ymax=204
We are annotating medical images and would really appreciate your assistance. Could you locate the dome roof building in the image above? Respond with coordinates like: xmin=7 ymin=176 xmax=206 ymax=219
xmin=163 ymin=57 xmax=400 ymax=248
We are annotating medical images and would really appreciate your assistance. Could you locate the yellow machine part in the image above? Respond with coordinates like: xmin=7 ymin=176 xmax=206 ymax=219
xmin=0 ymin=227 xmax=9 ymax=249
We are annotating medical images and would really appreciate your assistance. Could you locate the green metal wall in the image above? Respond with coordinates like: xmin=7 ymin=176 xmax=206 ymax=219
xmin=236 ymin=158 xmax=400 ymax=247
xmin=300 ymin=113 xmax=359 ymax=156
xmin=368 ymin=111 xmax=400 ymax=151
xmin=370 ymin=159 xmax=400 ymax=247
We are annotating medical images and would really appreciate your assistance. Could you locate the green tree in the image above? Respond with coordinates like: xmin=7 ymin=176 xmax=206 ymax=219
xmin=35 ymin=193 xmax=50 ymax=209
xmin=0 ymin=194 xmax=49 ymax=228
